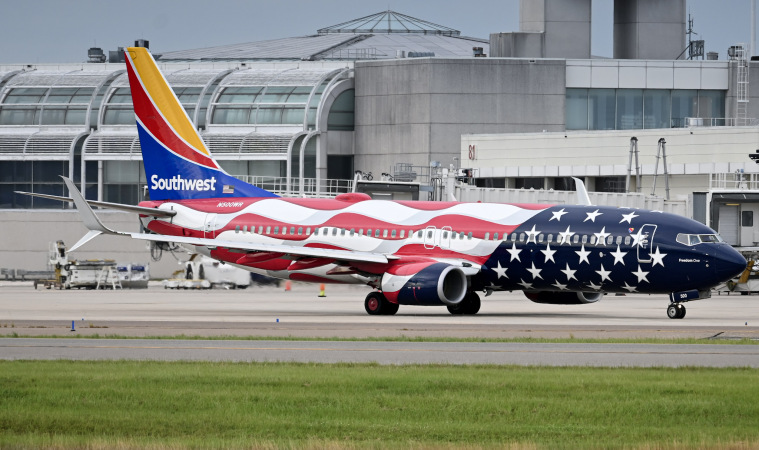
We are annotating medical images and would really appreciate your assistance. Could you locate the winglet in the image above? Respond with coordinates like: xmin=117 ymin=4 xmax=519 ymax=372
xmin=572 ymin=177 xmax=592 ymax=206
xmin=61 ymin=176 xmax=124 ymax=251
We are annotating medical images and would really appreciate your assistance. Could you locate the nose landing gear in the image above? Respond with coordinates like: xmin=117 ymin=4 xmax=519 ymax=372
xmin=666 ymin=303 xmax=686 ymax=319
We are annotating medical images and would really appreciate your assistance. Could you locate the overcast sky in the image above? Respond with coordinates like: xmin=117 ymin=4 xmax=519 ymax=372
xmin=0 ymin=0 xmax=756 ymax=64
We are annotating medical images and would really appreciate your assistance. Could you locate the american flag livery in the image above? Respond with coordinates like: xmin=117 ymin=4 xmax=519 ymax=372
xmin=21 ymin=46 xmax=744 ymax=320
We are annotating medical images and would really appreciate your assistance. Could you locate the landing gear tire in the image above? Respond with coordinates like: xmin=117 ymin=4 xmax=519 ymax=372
xmin=447 ymin=292 xmax=481 ymax=315
xmin=364 ymin=292 xmax=398 ymax=315
xmin=383 ymin=302 xmax=399 ymax=316
xmin=464 ymin=292 xmax=481 ymax=314
xmin=667 ymin=303 xmax=686 ymax=319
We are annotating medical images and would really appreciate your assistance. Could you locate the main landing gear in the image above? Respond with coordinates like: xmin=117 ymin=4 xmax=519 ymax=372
xmin=667 ymin=303 xmax=686 ymax=319
xmin=364 ymin=292 xmax=399 ymax=315
xmin=447 ymin=292 xmax=481 ymax=315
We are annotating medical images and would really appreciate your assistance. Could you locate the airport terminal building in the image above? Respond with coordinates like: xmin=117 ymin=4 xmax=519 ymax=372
xmin=4 ymin=1 xmax=759 ymax=274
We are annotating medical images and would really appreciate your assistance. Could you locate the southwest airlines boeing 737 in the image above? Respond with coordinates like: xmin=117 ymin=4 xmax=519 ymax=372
xmin=18 ymin=47 xmax=747 ymax=319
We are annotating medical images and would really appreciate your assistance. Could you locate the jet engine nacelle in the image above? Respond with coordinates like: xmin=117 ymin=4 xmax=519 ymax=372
xmin=524 ymin=291 xmax=603 ymax=305
xmin=381 ymin=262 xmax=467 ymax=306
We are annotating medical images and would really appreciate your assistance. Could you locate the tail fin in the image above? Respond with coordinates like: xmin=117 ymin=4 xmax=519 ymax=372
xmin=124 ymin=47 xmax=277 ymax=200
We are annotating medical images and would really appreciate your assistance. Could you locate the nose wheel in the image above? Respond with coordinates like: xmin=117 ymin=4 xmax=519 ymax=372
xmin=666 ymin=303 xmax=686 ymax=319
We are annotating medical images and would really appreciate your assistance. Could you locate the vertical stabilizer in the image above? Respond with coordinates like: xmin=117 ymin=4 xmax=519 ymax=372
xmin=124 ymin=47 xmax=277 ymax=200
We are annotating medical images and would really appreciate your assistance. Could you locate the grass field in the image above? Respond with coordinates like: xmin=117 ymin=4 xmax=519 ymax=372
xmin=1 ymin=361 xmax=758 ymax=449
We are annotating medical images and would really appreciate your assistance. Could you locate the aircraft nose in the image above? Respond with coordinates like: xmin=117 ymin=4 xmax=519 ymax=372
xmin=713 ymin=245 xmax=747 ymax=282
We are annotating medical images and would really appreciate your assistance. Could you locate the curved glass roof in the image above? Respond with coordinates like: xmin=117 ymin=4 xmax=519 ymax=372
xmin=317 ymin=10 xmax=460 ymax=36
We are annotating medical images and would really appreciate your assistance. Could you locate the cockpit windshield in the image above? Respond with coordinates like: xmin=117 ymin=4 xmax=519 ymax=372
xmin=676 ymin=233 xmax=724 ymax=246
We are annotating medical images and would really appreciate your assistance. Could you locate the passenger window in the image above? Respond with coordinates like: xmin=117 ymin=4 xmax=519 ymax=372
xmin=306 ymin=227 xmax=311 ymax=235
xmin=341 ymin=229 xmax=346 ymax=236
xmin=290 ymin=227 xmax=295 ymax=235
xmin=281 ymin=227 xmax=286 ymax=235
xmin=266 ymin=226 xmax=271 ymax=234
xmin=298 ymin=227 xmax=303 ymax=235
xmin=582 ymin=235 xmax=588 ymax=244
xmin=375 ymin=229 xmax=381 ymax=237
xmin=519 ymin=233 xmax=525 ymax=242
xmin=258 ymin=226 xmax=263 ymax=234
xmin=332 ymin=229 xmax=337 ymax=236
xmin=383 ymin=229 xmax=388 ymax=238
xmin=274 ymin=226 xmax=279 ymax=234
xmin=358 ymin=229 xmax=363 ymax=236
xmin=607 ymin=236 xmax=613 ymax=245
xmin=590 ymin=236 xmax=596 ymax=245
xmin=624 ymin=236 xmax=631 ymax=245
xmin=547 ymin=234 xmax=552 ymax=243
xmin=573 ymin=235 xmax=579 ymax=244
xmin=616 ymin=236 xmax=622 ymax=245
xmin=494 ymin=232 xmax=499 ymax=240
xmin=350 ymin=228 xmax=355 ymax=236
xmin=468 ymin=232 xmax=473 ymax=239
xmin=538 ymin=234 xmax=544 ymax=243
xmin=391 ymin=230 xmax=397 ymax=238
xmin=427 ymin=230 xmax=433 ymax=239
xmin=235 ymin=225 xmax=240 ymax=233
xmin=511 ymin=233 xmax=517 ymax=242
xmin=400 ymin=230 xmax=405 ymax=238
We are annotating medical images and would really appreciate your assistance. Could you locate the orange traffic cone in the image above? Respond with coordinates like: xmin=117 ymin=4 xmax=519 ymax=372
xmin=285 ymin=280 xmax=292 ymax=291
xmin=318 ymin=283 xmax=326 ymax=297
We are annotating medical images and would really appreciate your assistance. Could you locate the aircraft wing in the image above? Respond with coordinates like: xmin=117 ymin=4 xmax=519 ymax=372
xmin=52 ymin=176 xmax=392 ymax=264
xmin=127 ymin=232 xmax=391 ymax=264
xmin=52 ymin=176 xmax=486 ymax=273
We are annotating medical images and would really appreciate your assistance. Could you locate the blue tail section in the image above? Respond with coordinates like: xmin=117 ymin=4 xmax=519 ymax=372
xmin=137 ymin=124 xmax=277 ymax=201
xmin=125 ymin=46 xmax=277 ymax=201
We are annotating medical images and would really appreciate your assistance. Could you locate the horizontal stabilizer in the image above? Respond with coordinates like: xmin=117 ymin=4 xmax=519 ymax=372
xmin=14 ymin=190 xmax=176 ymax=217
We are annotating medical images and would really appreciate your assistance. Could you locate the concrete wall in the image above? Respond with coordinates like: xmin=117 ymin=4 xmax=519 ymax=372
xmin=519 ymin=0 xmax=591 ymax=59
xmin=614 ymin=0 xmax=686 ymax=60
xmin=461 ymin=126 xmax=759 ymax=199
xmin=354 ymin=58 xmax=566 ymax=175
xmin=0 ymin=210 xmax=180 ymax=278
xmin=489 ymin=32 xmax=545 ymax=58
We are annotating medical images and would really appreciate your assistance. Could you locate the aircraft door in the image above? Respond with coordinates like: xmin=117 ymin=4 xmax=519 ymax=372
xmin=204 ymin=213 xmax=218 ymax=238
xmin=440 ymin=226 xmax=452 ymax=249
xmin=423 ymin=226 xmax=436 ymax=249
xmin=637 ymin=224 xmax=657 ymax=263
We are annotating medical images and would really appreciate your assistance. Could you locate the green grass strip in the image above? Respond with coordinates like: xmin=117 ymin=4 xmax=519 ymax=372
xmin=0 ymin=361 xmax=757 ymax=449
xmin=1 ymin=332 xmax=758 ymax=345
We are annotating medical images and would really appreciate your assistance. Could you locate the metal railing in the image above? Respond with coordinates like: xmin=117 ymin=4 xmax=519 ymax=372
xmin=233 ymin=175 xmax=353 ymax=197
xmin=710 ymin=172 xmax=759 ymax=190
xmin=671 ymin=117 xmax=759 ymax=128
